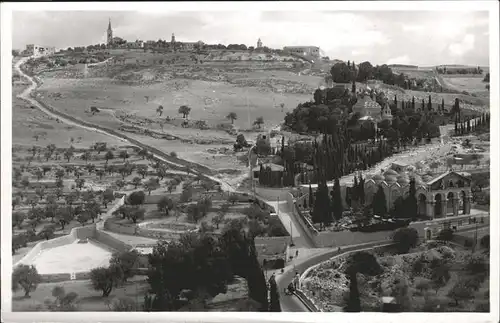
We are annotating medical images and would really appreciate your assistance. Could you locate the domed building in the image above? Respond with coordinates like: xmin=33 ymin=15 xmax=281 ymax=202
xmin=298 ymin=164 xmax=473 ymax=219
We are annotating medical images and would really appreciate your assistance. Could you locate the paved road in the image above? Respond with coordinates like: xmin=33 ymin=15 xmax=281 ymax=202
xmin=255 ymin=195 xmax=316 ymax=249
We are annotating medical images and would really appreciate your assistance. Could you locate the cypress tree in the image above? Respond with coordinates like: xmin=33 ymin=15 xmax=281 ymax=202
xmin=311 ymin=182 xmax=327 ymax=226
xmin=309 ymin=183 xmax=314 ymax=207
xmin=258 ymin=164 xmax=264 ymax=185
xmin=268 ymin=276 xmax=281 ymax=312
xmin=427 ymin=95 xmax=432 ymax=111
xmin=332 ymin=177 xmax=343 ymax=220
xmin=441 ymin=98 xmax=445 ymax=112
xmin=411 ymin=96 xmax=415 ymax=110
xmin=351 ymin=79 xmax=356 ymax=94
xmin=372 ymin=185 xmax=387 ymax=217
xmin=358 ymin=174 xmax=365 ymax=206
xmin=352 ymin=176 xmax=359 ymax=205
xmin=406 ymin=177 xmax=417 ymax=219
xmin=421 ymin=99 xmax=425 ymax=111
xmin=394 ymin=95 xmax=397 ymax=107
xmin=247 ymin=238 xmax=269 ymax=311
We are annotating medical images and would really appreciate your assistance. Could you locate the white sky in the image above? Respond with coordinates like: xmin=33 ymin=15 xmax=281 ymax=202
xmin=12 ymin=10 xmax=489 ymax=66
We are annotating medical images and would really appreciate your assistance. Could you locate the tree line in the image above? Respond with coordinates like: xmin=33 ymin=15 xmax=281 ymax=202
xmin=454 ymin=112 xmax=490 ymax=136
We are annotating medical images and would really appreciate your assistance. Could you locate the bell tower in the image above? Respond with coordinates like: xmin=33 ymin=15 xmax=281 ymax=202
xmin=107 ymin=18 xmax=113 ymax=46
xmin=257 ymin=38 xmax=262 ymax=49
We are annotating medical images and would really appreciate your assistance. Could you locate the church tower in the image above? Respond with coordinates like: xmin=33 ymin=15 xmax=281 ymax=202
xmin=257 ymin=38 xmax=262 ymax=49
xmin=107 ymin=18 xmax=113 ymax=46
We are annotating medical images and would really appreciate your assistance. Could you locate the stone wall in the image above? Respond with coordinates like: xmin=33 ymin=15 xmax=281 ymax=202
xmin=255 ymin=186 xmax=292 ymax=201
xmin=41 ymin=273 xmax=72 ymax=283
xmin=94 ymin=230 xmax=132 ymax=253
xmin=14 ymin=225 xmax=96 ymax=267
xmin=314 ymin=230 xmax=393 ymax=248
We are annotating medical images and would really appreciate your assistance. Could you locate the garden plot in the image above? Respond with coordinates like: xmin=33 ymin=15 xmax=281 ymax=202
xmin=32 ymin=240 xmax=112 ymax=274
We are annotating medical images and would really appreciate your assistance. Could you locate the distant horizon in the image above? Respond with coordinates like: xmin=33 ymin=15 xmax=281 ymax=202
xmin=12 ymin=10 xmax=489 ymax=67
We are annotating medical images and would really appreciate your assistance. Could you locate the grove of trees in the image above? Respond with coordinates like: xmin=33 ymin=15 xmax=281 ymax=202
xmin=144 ymin=228 xmax=269 ymax=311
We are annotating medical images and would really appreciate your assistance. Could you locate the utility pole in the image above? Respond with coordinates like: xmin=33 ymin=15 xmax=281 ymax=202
xmin=290 ymin=220 xmax=294 ymax=246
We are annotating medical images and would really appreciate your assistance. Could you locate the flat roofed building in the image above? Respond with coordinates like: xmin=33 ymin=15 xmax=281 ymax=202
xmin=25 ymin=44 xmax=56 ymax=57
xmin=283 ymin=46 xmax=320 ymax=58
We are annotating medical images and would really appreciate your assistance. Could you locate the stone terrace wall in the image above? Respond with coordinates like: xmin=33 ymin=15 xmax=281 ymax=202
xmin=314 ymin=230 xmax=393 ymax=248
xmin=94 ymin=230 xmax=132 ymax=253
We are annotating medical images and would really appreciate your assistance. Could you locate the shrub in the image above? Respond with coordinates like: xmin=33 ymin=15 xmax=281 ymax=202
xmin=392 ymin=227 xmax=419 ymax=253
xmin=436 ymin=228 xmax=454 ymax=241
xmin=414 ymin=277 xmax=431 ymax=294
xmin=448 ymin=279 xmax=474 ymax=306
xmin=109 ymin=250 xmax=140 ymax=282
xmin=12 ymin=265 xmax=41 ymax=297
xmin=89 ymin=265 xmax=124 ymax=297
xmin=465 ymin=254 xmax=488 ymax=274
xmin=170 ymin=152 xmax=177 ymax=158
xmin=128 ymin=191 xmax=146 ymax=206
xmin=44 ymin=286 xmax=79 ymax=311
xmin=480 ymin=234 xmax=489 ymax=250
xmin=108 ymin=297 xmax=137 ymax=311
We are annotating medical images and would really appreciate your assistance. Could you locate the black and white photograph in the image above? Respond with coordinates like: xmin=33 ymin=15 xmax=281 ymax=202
xmin=1 ymin=1 xmax=498 ymax=320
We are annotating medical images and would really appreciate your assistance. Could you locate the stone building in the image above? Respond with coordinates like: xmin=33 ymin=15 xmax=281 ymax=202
xmin=352 ymin=93 xmax=393 ymax=124
xmin=299 ymin=166 xmax=473 ymax=219
xmin=25 ymin=44 xmax=55 ymax=57
xmin=283 ymin=46 xmax=320 ymax=58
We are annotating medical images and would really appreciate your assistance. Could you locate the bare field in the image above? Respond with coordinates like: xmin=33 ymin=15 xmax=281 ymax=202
xmin=36 ymin=75 xmax=311 ymax=130
xmin=441 ymin=76 xmax=489 ymax=94
xmin=13 ymin=84 xmax=125 ymax=149
xmin=391 ymin=68 xmax=435 ymax=79
xmin=120 ymin=132 xmax=247 ymax=172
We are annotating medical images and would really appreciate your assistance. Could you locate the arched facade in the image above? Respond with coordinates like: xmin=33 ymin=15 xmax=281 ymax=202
xmin=298 ymin=171 xmax=472 ymax=219
xmin=422 ymin=172 xmax=472 ymax=218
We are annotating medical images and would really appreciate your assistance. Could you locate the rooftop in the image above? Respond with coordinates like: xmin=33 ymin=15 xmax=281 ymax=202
xmin=253 ymin=163 xmax=285 ymax=172
xmin=283 ymin=46 xmax=320 ymax=49
xmin=353 ymin=96 xmax=382 ymax=111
